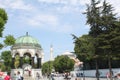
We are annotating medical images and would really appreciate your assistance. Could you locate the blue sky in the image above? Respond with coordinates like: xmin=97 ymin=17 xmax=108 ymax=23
xmin=0 ymin=0 xmax=120 ymax=62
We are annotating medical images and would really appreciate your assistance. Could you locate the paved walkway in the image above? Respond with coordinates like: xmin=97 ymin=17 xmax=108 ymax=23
xmin=42 ymin=77 xmax=109 ymax=80
xmin=1 ymin=77 xmax=116 ymax=80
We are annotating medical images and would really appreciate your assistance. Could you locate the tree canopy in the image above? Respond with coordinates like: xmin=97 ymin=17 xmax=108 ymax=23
xmin=53 ymin=55 xmax=74 ymax=73
xmin=42 ymin=61 xmax=54 ymax=75
xmin=4 ymin=35 xmax=16 ymax=46
xmin=0 ymin=8 xmax=8 ymax=37
xmin=1 ymin=51 xmax=12 ymax=72
xmin=73 ymin=0 xmax=120 ymax=80
xmin=73 ymin=34 xmax=95 ymax=61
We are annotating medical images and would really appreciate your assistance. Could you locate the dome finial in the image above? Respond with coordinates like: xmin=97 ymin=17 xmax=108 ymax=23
xmin=26 ymin=32 xmax=28 ymax=36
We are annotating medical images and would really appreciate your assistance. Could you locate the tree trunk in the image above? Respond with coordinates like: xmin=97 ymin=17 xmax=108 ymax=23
xmin=108 ymin=56 xmax=113 ymax=80
xmin=96 ymin=58 xmax=99 ymax=80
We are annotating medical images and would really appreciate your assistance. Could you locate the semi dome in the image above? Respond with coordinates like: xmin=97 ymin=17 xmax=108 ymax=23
xmin=12 ymin=33 xmax=42 ymax=50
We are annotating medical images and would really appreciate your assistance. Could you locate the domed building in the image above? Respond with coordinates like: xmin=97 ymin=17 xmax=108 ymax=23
xmin=62 ymin=51 xmax=83 ymax=71
xmin=11 ymin=33 xmax=43 ymax=79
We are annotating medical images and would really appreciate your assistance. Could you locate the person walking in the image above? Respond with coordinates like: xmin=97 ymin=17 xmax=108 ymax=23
xmin=106 ymin=72 xmax=110 ymax=80
xmin=114 ymin=71 xmax=120 ymax=80
xmin=16 ymin=71 xmax=23 ymax=80
xmin=4 ymin=72 xmax=11 ymax=80
xmin=36 ymin=72 xmax=40 ymax=80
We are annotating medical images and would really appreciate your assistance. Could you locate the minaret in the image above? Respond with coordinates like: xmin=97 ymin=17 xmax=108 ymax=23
xmin=50 ymin=45 xmax=53 ymax=61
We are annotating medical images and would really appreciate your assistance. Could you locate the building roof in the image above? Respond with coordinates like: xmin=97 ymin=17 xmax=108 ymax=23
xmin=62 ymin=51 xmax=76 ymax=58
xmin=12 ymin=33 xmax=42 ymax=50
xmin=15 ymin=35 xmax=39 ymax=44
xmin=62 ymin=51 xmax=75 ymax=56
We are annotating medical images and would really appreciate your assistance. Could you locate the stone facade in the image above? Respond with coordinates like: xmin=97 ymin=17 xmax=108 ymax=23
xmin=10 ymin=33 xmax=44 ymax=79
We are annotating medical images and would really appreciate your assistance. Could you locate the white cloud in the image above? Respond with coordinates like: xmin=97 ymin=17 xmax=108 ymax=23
xmin=20 ymin=14 xmax=77 ymax=33
xmin=38 ymin=0 xmax=90 ymax=6
xmin=73 ymin=0 xmax=90 ymax=6
xmin=59 ymin=24 xmax=74 ymax=33
xmin=37 ymin=0 xmax=91 ymax=14
xmin=0 ymin=0 xmax=34 ymax=11
xmin=106 ymin=0 xmax=120 ymax=15
xmin=25 ymin=14 xmax=59 ymax=27
xmin=38 ymin=0 xmax=59 ymax=4
xmin=38 ymin=0 xmax=120 ymax=14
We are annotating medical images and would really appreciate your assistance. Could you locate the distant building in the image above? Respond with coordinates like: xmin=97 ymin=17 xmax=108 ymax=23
xmin=61 ymin=51 xmax=83 ymax=71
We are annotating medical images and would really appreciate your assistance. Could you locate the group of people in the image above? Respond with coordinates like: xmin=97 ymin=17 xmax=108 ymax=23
xmin=115 ymin=71 xmax=120 ymax=80
xmin=4 ymin=71 xmax=23 ymax=80
xmin=106 ymin=71 xmax=120 ymax=80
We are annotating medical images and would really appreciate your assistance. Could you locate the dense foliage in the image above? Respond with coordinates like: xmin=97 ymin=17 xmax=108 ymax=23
xmin=73 ymin=35 xmax=95 ymax=61
xmin=4 ymin=35 xmax=16 ymax=46
xmin=73 ymin=0 xmax=120 ymax=80
xmin=0 ymin=8 xmax=16 ymax=72
xmin=0 ymin=8 xmax=8 ymax=37
xmin=53 ymin=55 xmax=74 ymax=73
xmin=42 ymin=61 xmax=54 ymax=75
xmin=0 ymin=8 xmax=8 ymax=50
xmin=1 ymin=51 xmax=12 ymax=72
xmin=14 ymin=55 xmax=20 ymax=69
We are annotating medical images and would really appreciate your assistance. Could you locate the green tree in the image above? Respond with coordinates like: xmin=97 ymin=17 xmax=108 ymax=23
xmin=0 ymin=8 xmax=8 ymax=49
xmin=1 ymin=51 xmax=12 ymax=72
xmin=14 ymin=55 xmax=20 ymax=69
xmin=0 ymin=35 xmax=15 ymax=50
xmin=73 ymin=0 xmax=119 ymax=79
xmin=72 ymin=34 xmax=96 ymax=69
xmin=0 ymin=63 xmax=5 ymax=71
xmin=97 ymin=20 xmax=120 ymax=80
xmin=0 ymin=8 xmax=15 ymax=50
xmin=4 ymin=35 xmax=16 ymax=46
xmin=0 ymin=43 xmax=3 ymax=49
xmin=84 ymin=0 xmax=117 ymax=80
xmin=42 ymin=61 xmax=54 ymax=75
xmin=0 ymin=8 xmax=8 ymax=37
xmin=73 ymin=35 xmax=95 ymax=60
xmin=96 ymin=1 xmax=119 ymax=80
xmin=53 ymin=55 xmax=74 ymax=73
xmin=0 ymin=56 xmax=5 ymax=71
xmin=84 ymin=1 xmax=102 ymax=78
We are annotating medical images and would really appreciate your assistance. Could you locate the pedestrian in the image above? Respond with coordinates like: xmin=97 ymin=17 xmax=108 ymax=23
xmin=13 ymin=73 xmax=17 ymax=80
xmin=36 ymin=72 xmax=40 ymax=80
xmin=17 ymin=71 xmax=23 ymax=80
xmin=51 ymin=73 xmax=55 ymax=80
xmin=75 ymin=78 xmax=77 ymax=80
xmin=106 ymin=72 xmax=110 ymax=80
xmin=28 ymin=70 xmax=31 ymax=76
xmin=4 ymin=72 xmax=11 ymax=80
xmin=114 ymin=71 xmax=120 ymax=80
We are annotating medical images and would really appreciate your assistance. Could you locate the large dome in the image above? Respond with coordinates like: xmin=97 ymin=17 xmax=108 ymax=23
xmin=12 ymin=33 xmax=42 ymax=49
xmin=16 ymin=35 xmax=39 ymax=44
